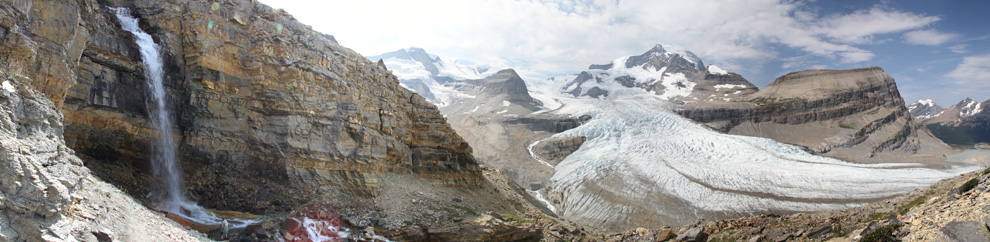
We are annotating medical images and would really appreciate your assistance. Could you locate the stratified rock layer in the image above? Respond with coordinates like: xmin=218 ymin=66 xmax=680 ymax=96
xmin=1 ymin=0 xmax=480 ymax=213
xmin=677 ymin=67 xmax=952 ymax=164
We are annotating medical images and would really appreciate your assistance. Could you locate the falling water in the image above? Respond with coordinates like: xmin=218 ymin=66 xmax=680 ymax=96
xmin=112 ymin=7 xmax=255 ymax=228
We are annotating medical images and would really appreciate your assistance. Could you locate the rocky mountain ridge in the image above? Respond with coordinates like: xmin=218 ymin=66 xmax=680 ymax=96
xmin=550 ymin=44 xmax=758 ymax=102
xmin=677 ymin=67 xmax=953 ymax=164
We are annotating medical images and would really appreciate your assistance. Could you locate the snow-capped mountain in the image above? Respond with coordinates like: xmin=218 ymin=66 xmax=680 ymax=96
xmin=908 ymin=99 xmax=945 ymax=120
xmin=548 ymin=44 xmax=757 ymax=102
xmin=924 ymin=98 xmax=990 ymax=145
xmin=925 ymin=98 xmax=988 ymax=124
xmin=368 ymin=48 xmax=505 ymax=107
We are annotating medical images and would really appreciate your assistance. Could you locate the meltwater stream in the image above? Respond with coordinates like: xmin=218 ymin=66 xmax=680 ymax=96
xmin=113 ymin=7 xmax=255 ymax=229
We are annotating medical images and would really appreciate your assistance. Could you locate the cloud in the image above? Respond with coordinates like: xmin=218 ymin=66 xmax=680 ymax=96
xmin=949 ymin=44 xmax=968 ymax=54
xmin=946 ymin=54 xmax=990 ymax=87
xmin=257 ymin=0 xmax=948 ymax=79
xmin=904 ymin=30 xmax=960 ymax=45
xmin=818 ymin=8 xmax=940 ymax=44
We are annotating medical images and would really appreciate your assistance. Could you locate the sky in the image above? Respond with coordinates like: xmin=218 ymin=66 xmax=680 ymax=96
xmin=257 ymin=0 xmax=990 ymax=107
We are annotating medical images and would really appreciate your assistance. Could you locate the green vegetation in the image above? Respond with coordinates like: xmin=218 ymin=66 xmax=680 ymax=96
xmin=452 ymin=204 xmax=477 ymax=216
xmin=500 ymin=213 xmax=528 ymax=223
xmin=708 ymin=236 xmax=736 ymax=242
xmin=959 ymin=178 xmax=979 ymax=194
xmin=982 ymin=167 xmax=990 ymax=175
xmin=868 ymin=212 xmax=892 ymax=222
xmin=927 ymin=123 xmax=990 ymax=146
xmin=860 ymin=224 xmax=901 ymax=242
xmin=899 ymin=192 xmax=930 ymax=215
xmin=839 ymin=123 xmax=855 ymax=129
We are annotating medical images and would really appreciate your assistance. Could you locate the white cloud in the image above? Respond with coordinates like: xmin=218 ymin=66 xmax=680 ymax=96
xmin=949 ymin=44 xmax=968 ymax=54
xmin=257 ymin=0 xmax=947 ymax=79
xmin=946 ymin=54 xmax=990 ymax=87
xmin=904 ymin=30 xmax=959 ymax=45
xmin=817 ymin=8 xmax=940 ymax=44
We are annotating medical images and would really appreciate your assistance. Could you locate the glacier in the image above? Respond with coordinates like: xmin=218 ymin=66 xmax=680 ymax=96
xmin=540 ymin=87 xmax=979 ymax=230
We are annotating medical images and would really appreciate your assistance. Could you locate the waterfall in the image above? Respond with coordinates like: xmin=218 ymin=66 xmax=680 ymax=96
xmin=112 ymin=6 xmax=184 ymax=206
xmin=112 ymin=7 xmax=255 ymax=228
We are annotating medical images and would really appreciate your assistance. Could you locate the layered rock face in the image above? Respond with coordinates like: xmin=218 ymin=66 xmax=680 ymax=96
xmin=1 ymin=0 xmax=481 ymax=214
xmin=677 ymin=67 xmax=952 ymax=164
xmin=0 ymin=78 xmax=203 ymax=241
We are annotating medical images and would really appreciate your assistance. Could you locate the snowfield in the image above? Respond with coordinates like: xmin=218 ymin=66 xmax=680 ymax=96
xmin=541 ymin=88 xmax=979 ymax=229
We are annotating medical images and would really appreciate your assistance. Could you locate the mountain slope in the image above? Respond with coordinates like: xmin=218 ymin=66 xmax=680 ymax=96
xmin=925 ymin=98 xmax=990 ymax=146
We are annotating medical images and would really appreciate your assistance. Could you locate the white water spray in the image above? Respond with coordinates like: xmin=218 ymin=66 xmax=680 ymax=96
xmin=113 ymin=7 xmax=255 ymax=228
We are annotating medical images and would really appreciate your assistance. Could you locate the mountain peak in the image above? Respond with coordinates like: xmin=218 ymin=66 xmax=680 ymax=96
xmin=625 ymin=43 xmax=705 ymax=72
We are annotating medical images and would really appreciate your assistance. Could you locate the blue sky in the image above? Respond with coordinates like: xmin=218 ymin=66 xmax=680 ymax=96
xmin=258 ymin=0 xmax=989 ymax=107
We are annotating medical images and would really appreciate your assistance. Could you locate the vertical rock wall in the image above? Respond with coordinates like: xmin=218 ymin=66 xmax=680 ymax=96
xmin=0 ymin=0 xmax=481 ymax=212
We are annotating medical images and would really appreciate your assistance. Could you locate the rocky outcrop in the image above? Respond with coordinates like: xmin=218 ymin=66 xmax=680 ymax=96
xmin=530 ymin=136 xmax=586 ymax=166
xmin=502 ymin=114 xmax=591 ymax=133
xmin=1 ymin=0 xmax=518 ymax=230
xmin=0 ymin=77 xmax=204 ymax=241
xmin=476 ymin=69 xmax=538 ymax=105
xmin=677 ymin=67 xmax=952 ymax=164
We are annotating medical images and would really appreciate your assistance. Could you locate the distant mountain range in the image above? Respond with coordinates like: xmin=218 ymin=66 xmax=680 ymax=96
xmin=548 ymin=44 xmax=758 ymax=102
xmin=909 ymin=98 xmax=990 ymax=145
xmin=369 ymin=45 xmax=971 ymax=232
xmin=367 ymin=48 xmax=506 ymax=107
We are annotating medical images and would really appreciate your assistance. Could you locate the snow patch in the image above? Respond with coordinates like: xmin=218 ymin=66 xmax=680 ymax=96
xmin=2 ymin=81 xmax=13 ymax=93
xmin=656 ymin=72 xmax=695 ymax=100
xmin=708 ymin=65 xmax=729 ymax=75
xmin=503 ymin=100 xmax=510 ymax=107
xmin=714 ymin=84 xmax=746 ymax=90
xmin=962 ymin=101 xmax=983 ymax=118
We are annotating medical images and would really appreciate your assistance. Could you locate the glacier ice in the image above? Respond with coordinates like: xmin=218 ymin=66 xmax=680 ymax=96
xmin=543 ymin=89 xmax=979 ymax=229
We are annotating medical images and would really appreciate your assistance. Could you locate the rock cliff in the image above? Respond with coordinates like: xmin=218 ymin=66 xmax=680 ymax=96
xmin=677 ymin=67 xmax=953 ymax=164
xmin=1 ymin=0 xmax=482 ymax=211
xmin=0 ymin=0 xmax=557 ymax=239
xmin=1 ymin=77 xmax=205 ymax=241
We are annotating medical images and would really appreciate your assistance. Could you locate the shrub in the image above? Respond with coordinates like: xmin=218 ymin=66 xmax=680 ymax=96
xmin=860 ymin=224 xmax=901 ymax=242
xmin=959 ymin=178 xmax=979 ymax=194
